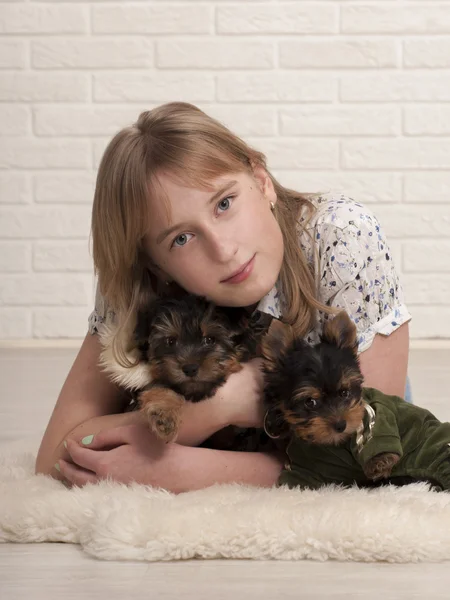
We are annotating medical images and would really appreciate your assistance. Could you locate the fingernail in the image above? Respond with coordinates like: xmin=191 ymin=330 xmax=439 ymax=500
xmin=81 ymin=434 xmax=94 ymax=445
xmin=54 ymin=462 xmax=61 ymax=472
xmin=63 ymin=440 xmax=67 ymax=449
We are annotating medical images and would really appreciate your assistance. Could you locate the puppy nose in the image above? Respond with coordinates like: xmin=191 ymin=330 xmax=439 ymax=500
xmin=182 ymin=364 xmax=199 ymax=377
xmin=334 ymin=420 xmax=347 ymax=433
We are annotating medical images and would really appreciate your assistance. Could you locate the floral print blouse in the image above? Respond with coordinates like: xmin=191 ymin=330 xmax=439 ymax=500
xmin=88 ymin=194 xmax=411 ymax=354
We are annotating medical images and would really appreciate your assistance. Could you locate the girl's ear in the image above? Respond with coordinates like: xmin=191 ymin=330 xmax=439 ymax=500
xmin=321 ymin=311 xmax=358 ymax=356
xmin=251 ymin=165 xmax=276 ymax=202
xmin=261 ymin=319 xmax=295 ymax=371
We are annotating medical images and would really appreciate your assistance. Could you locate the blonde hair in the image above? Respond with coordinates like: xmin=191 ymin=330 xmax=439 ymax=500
xmin=91 ymin=102 xmax=332 ymax=366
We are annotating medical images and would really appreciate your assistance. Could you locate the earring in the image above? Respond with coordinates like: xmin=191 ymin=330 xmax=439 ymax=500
xmin=270 ymin=201 xmax=275 ymax=212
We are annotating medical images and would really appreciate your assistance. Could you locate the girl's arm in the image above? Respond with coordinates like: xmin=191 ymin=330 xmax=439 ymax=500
xmin=35 ymin=332 xmax=129 ymax=477
xmin=358 ymin=322 xmax=409 ymax=398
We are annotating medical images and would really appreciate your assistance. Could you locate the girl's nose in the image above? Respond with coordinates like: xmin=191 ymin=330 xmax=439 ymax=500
xmin=207 ymin=232 xmax=238 ymax=263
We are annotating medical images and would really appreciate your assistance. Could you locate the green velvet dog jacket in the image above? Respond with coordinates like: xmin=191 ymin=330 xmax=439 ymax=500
xmin=278 ymin=387 xmax=450 ymax=491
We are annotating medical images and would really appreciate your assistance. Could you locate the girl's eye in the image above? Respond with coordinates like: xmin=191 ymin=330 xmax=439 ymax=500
xmin=340 ymin=389 xmax=350 ymax=399
xmin=165 ymin=337 xmax=176 ymax=347
xmin=172 ymin=232 xmax=193 ymax=248
xmin=217 ymin=196 xmax=233 ymax=214
xmin=203 ymin=336 xmax=215 ymax=346
xmin=304 ymin=398 xmax=317 ymax=410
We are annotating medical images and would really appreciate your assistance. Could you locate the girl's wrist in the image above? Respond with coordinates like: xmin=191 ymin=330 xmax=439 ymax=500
xmin=175 ymin=393 xmax=231 ymax=447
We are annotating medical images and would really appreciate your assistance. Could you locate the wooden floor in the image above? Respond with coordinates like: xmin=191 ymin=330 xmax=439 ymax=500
xmin=1 ymin=346 xmax=450 ymax=599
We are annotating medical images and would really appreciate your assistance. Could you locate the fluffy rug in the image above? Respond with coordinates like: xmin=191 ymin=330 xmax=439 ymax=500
xmin=1 ymin=439 xmax=450 ymax=563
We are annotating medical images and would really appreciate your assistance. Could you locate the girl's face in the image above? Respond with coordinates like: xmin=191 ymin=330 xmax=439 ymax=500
xmin=144 ymin=167 xmax=284 ymax=308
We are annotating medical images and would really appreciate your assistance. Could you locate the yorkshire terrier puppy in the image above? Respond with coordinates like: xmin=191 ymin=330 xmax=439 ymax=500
xmin=134 ymin=296 xmax=255 ymax=442
xmin=261 ymin=311 xmax=401 ymax=486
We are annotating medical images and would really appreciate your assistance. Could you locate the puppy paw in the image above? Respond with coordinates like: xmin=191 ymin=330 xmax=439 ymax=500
xmin=363 ymin=452 xmax=401 ymax=481
xmin=146 ymin=408 xmax=180 ymax=442
xmin=138 ymin=387 xmax=184 ymax=443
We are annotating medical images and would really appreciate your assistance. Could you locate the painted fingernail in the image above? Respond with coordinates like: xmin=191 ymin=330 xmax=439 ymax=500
xmin=81 ymin=434 xmax=94 ymax=445
xmin=63 ymin=440 xmax=67 ymax=449
xmin=54 ymin=462 xmax=61 ymax=472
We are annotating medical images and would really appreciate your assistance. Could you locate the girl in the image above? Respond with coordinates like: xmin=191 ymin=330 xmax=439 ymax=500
xmin=35 ymin=102 xmax=411 ymax=491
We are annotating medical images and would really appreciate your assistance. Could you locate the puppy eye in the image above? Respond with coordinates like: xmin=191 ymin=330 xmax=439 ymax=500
xmin=203 ymin=336 xmax=215 ymax=346
xmin=304 ymin=398 xmax=317 ymax=410
xmin=340 ymin=389 xmax=350 ymax=398
xmin=165 ymin=337 xmax=176 ymax=347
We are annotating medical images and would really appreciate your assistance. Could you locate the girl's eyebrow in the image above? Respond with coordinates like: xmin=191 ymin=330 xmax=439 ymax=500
xmin=155 ymin=180 xmax=238 ymax=245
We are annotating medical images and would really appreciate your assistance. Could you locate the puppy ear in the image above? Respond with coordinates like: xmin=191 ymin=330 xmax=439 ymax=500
xmin=214 ymin=306 xmax=250 ymax=336
xmin=134 ymin=297 xmax=161 ymax=357
xmin=261 ymin=319 xmax=295 ymax=371
xmin=264 ymin=407 xmax=291 ymax=440
xmin=321 ymin=311 xmax=358 ymax=356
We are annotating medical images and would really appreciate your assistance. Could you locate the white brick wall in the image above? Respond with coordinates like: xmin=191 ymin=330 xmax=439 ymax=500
xmin=0 ymin=0 xmax=449 ymax=340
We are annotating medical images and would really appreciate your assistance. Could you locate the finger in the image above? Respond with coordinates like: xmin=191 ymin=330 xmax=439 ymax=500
xmin=58 ymin=459 xmax=99 ymax=488
xmin=65 ymin=438 xmax=107 ymax=473
xmin=70 ymin=425 xmax=134 ymax=451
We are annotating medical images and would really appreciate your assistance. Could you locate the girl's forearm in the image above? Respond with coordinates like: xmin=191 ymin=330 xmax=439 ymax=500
xmin=168 ymin=445 xmax=284 ymax=493
xmin=175 ymin=395 xmax=231 ymax=447
xmin=35 ymin=411 xmax=141 ymax=479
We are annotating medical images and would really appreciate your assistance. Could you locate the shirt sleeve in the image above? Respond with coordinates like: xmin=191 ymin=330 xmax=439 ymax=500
xmin=87 ymin=283 xmax=116 ymax=335
xmin=313 ymin=197 xmax=412 ymax=354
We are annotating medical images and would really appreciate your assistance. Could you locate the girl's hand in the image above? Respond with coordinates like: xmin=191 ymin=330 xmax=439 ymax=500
xmin=218 ymin=358 xmax=266 ymax=429
xmin=58 ymin=423 xmax=183 ymax=491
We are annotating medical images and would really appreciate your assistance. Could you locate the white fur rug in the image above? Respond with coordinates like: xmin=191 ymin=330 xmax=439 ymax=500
xmin=1 ymin=439 xmax=450 ymax=563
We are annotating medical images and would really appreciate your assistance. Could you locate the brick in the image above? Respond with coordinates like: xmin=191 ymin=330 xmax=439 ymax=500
xmin=340 ymin=73 xmax=450 ymax=102
xmin=404 ymin=40 xmax=450 ymax=68
xmin=94 ymin=72 xmax=214 ymax=102
xmin=341 ymin=139 xmax=450 ymax=170
xmin=33 ymin=307 xmax=90 ymax=339
xmin=34 ymin=106 xmax=139 ymax=136
xmin=217 ymin=72 xmax=336 ymax=102
xmin=402 ymin=275 xmax=450 ymax=305
xmin=273 ymin=171 xmax=402 ymax=204
xmin=0 ymin=138 xmax=90 ymax=169
xmin=32 ymin=39 xmax=153 ymax=69
xmin=0 ymin=242 xmax=30 ymax=272
xmin=33 ymin=241 xmax=92 ymax=272
xmin=247 ymin=138 xmax=338 ymax=170
xmin=404 ymin=242 xmax=450 ymax=273
xmin=280 ymin=40 xmax=398 ymax=68
xmin=0 ymin=173 xmax=30 ymax=204
xmin=404 ymin=173 xmax=450 ymax=204
xmin=0 ymin=105 xmax=30 ymax=135
xmin=368 ymin=205 xmax=450 ymax=239
xmin=342 ymin=5 xmax=450 ymax=34
xmin=280 ymin=106 xmax=400 ymax=136
xmin=0 ymin=40 xmax=26 ymax=68
xmin=0 ymin=308 xmax=31 ymax=339
xmin=156 ymin=40 xmax=274 ymax=69
xmin=217 ymin=4 xmax=337 ymax=34
xmin=93 ymin=4 xmax=212 ymax=34
xmin=0 ymin=4 xmax=87 ymax=33
xmin=34 ymin=172 xmax=96 ymax=204
xmin=404 ymin=106 xmax=450 ymax=135
xmin=0 ymin=73 xmax=89 ymax=102
xmin=0 ymin=206 xmax=91 ymax=239
xmin=0 ymin=274 xmax=91 ymax=306
xmin=197 ymin=104 xmax=277 ymax=137
xmin=408 ymin=307 xmax=450 ymax=339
